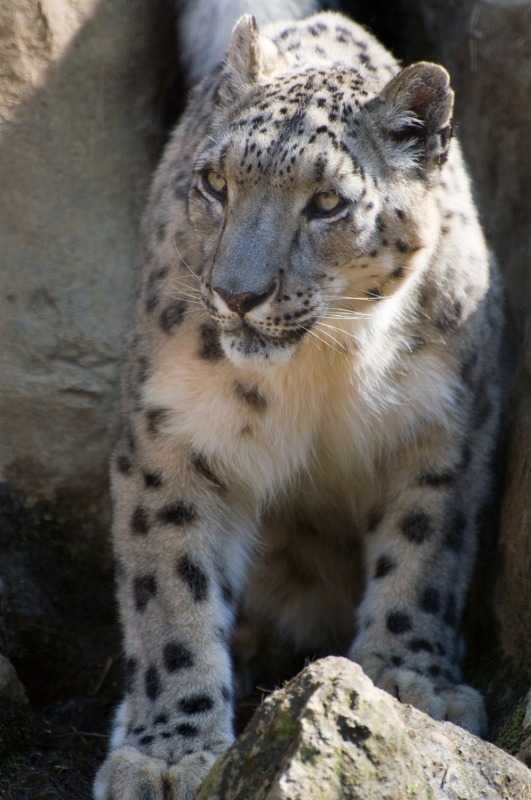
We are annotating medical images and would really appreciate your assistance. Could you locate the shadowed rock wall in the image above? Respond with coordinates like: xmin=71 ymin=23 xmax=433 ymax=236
xmin=401 ymin=0 xmax=531 ymax=687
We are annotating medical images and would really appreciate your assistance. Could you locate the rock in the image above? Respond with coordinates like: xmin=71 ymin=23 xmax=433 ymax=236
xmin=0 ymin=654 xmax=31 ymax=757
xmin=496 ymin=318 xmax=531 ymax=676
xmin=0 ymin=0 xmax=176 ymax=513
xmin=400 ymin=0 xmax=531 ymax=328
xmin=199 ymin=657 xmax=531 ymax=800
xmin=400 ymin=0 xmax=531 ymax=732
xmin=517 ymin=693 xmax=531 ymax=768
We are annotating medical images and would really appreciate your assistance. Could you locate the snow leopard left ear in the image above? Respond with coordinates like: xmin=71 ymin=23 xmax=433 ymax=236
xmin=217 ymin=14 xmax=285 ymax=106
xmin=370 ymin=62 xmax=454 ymax=170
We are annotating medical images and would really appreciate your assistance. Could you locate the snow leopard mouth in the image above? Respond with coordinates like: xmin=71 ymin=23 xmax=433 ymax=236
xmin=219 ymin=319 xmax=314 ymax=362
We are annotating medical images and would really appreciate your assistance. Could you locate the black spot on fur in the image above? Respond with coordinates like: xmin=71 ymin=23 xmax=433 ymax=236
xmin=400 ymin=510 xmax=432 ymax=544
xmin=154 ymin=713 xmax=168 ymax=725
xmin=191 ymin=452 xmax=224 ymax=490
xmin=375 ymin=213 xmax=385 ymax=232
xmin=386 ymin=609 xmax=412 ymax=634
xmin=444 ymin=508 xmax=467 ymax=552
xmin=145 ymin=665 xmax=161 ymax=701
xmin=417 ymin=471 xmax=455 ymax=487
xmin=148 ymin=265 xmax=169 ymax=284
xmin=177 ymin=555 xmax=209 ymax=602
xmin=408 ymin=638 xmax=434 ymax=653
xmin=139 ymin=734 xmax=154 ymax=745
xmin=158 ymin=501 xmax=197 ymax=526
xmin=131 ymin=506 xmax=150 ymax=536
xmin=116 ymin=454 xmax=133 ymax=474
xmin=146 ymin=407 xmax=169 ymax=436
xmin=234 ymin=381 xmax=267 ymax=411
xmin=199 ymin=321 xmax=224 ymax=361
xmin=163 ymin=641 xmax=195 ymax=673
xmin=130 ymin=725 xmax=146 ymax=735
xmin=145 ymin=291 xmax=159 ymax=314
xmin=175 ymin=723 xmax=199 ymax=738
xmin=144 ymin=471 xmax=163 ymax=489
xmin=134 ymin=574 xmax=157 ymax=612
xmin=374 ymin=555 xmax=396 ymax=579
xmin=419 ymin=587 xmax=440 ymax=615
xmin=434 ymin=300 xmax=464 ymax=334
xmin=160 ymin=300 xmax=186 ymax=334
xmin=179 ymin=694 xmax=215 ymax=715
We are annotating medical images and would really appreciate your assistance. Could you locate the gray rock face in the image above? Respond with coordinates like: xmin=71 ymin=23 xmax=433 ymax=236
xmin=199 ymin=657 xmax=531 ymax=800
xmin=402 ymin=0 xmax=531 ymax=709
xmin=402 ymin=0 xmax=531 ymax=328
xmin=0 ymin=0 xmax=173 ymax=509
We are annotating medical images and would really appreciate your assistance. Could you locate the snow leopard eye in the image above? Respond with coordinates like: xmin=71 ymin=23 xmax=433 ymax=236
xmin=202 ymin=169 xmax=227 ymax=201
xmin=308 ymin=190 xmax=345 ymax=218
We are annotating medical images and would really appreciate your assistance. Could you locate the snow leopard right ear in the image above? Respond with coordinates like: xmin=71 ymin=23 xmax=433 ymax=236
xmin=368 ymin=62 xmax=454 ymax=171
xmin=217 ymin=15 xmax=285 ymax=106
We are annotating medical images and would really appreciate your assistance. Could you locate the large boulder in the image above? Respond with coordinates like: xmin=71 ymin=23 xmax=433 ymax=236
xmin=0 ymin=0 xmax=175 ymax=512
xmin=199 ymin=657 xmax=531 ymax=800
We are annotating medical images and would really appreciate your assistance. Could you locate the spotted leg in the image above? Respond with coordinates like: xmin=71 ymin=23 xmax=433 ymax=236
xmin=94 ymin=427 xmax=252 ymax=800
xmin=349 ymin=422 xmax=487 ymax=734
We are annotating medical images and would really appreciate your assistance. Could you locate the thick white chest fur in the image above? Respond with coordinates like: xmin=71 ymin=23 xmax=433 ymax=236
xmin=145 ymin=304 xmax=460 ymax=520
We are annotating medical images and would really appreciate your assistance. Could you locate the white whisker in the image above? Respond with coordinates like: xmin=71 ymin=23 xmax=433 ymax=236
xmin=301 ymin=324 xmax=346 ymax=354
xmin=318 ymin=322 xmax=360 ymax=347
xmin=325 ymin=294 xmax=379 ymax=303
xmin=172 ymin=239 xmax=201 ymax=283
xmin=310 ymin=324 xmax=349 ymax=354
xmin=325 ymin=309 xmax=371 ymax=320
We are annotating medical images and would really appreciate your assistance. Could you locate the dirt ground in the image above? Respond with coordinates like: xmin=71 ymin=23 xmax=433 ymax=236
xmin=0 ymin=693 xmax=113 ymax=800
xmin=0 ymin=660 xmax=262 ymax=800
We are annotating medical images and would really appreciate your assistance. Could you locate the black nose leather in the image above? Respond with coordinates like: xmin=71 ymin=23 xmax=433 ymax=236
xmin=214 ymin=284 xmax=275 ymax=315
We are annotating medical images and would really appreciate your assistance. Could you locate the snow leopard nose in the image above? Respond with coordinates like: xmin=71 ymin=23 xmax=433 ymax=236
xmin=214 ymin=283 xmax=276 ymax=316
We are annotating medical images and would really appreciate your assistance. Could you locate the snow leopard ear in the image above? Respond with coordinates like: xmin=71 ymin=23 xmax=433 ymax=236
xmin=370 ymin=62 xmax=454 ymax=170
xmin=217 ymin=14 xmax=284 ymax=106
